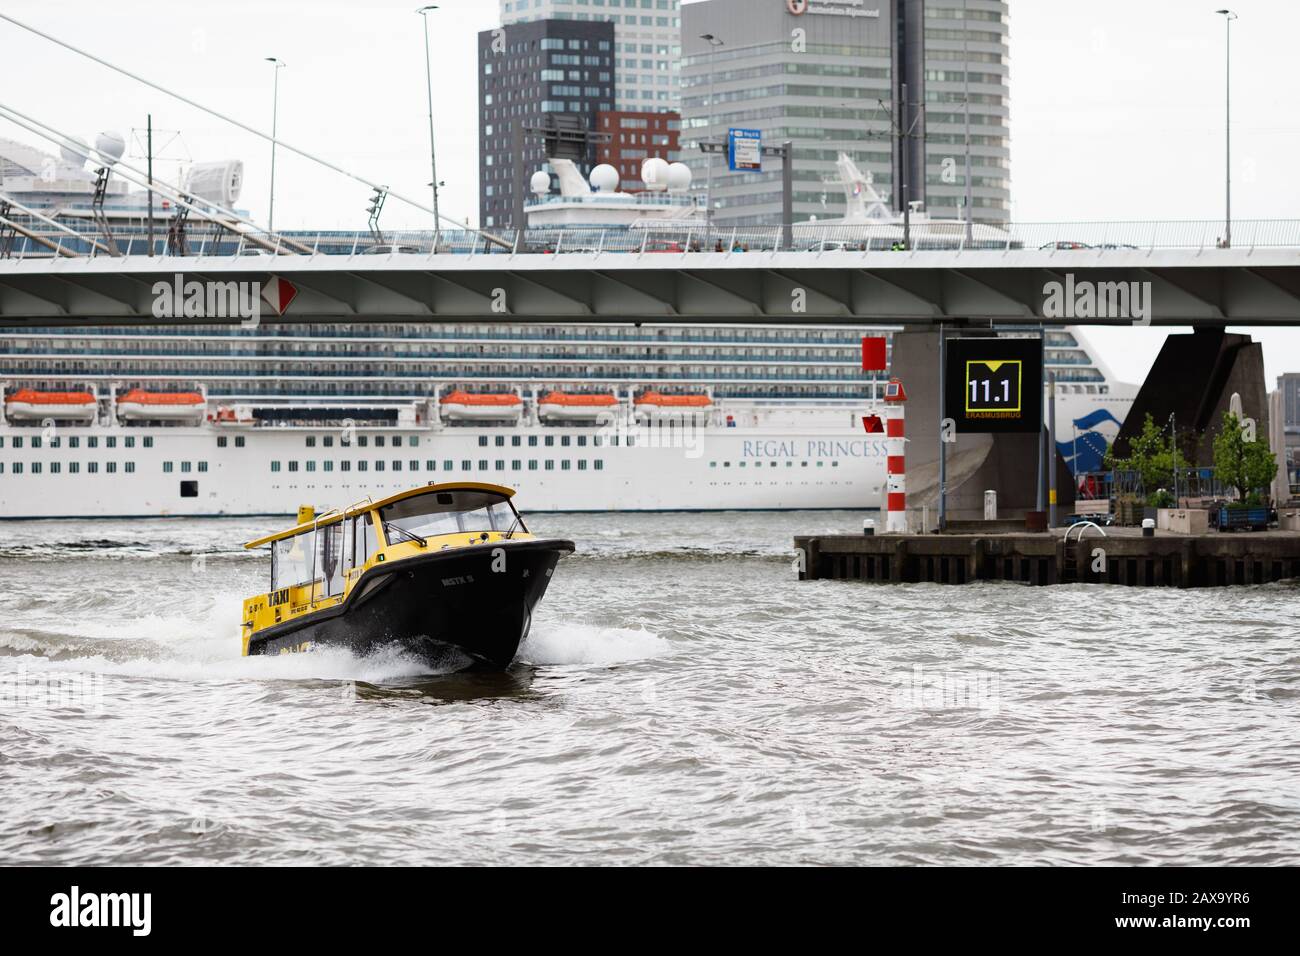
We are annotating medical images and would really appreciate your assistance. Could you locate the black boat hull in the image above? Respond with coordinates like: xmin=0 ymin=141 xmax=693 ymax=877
xmin=248 ymin=538 xmax=574 ymax=670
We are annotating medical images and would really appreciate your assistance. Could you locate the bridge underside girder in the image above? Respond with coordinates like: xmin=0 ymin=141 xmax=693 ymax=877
xmin=1 ymin=253 xmax=1299 ymax=326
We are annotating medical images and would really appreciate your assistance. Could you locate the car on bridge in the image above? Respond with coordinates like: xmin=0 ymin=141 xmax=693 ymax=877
xmin=363 ymin=244 xmax=422 ymax=255
xmin=644 ymin=240 xmax=686 ymax=253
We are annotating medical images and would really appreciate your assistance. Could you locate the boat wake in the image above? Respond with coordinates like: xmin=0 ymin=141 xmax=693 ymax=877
xmin=0 ymin=586 xmax=668 ymax=685
xmin=518 ymin=621 xmax=669 ymax=666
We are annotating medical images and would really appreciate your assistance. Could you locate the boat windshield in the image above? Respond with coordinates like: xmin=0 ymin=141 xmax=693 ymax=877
xmin=272 ymin=532 xmax=316 ymax=590
xmin=379 ymin=489 xmax=525 ymax=541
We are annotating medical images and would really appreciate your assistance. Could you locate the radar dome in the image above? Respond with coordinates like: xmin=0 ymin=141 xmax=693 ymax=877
xmin=530 ymin=170 xmax=552 ymax=195
xmin=60 ymin=136 xmax=90 ymax=168
xmin=589 ymin=164 xmax=619 ymax=192
xmin=93 ymin=131 xmax=126 ymax=167
xmin=666 ymin=162 xmax=692 ymax=192
xmin=641 ymin=157 xmax=669 ymax=192
xmin=184 ymin=160 xmax=245 ymax=208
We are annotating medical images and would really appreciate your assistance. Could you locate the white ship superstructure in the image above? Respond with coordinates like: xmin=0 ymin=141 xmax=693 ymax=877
xmin=794 ymin=153 xmax=1012 ymax=248
xmin=525 ymin=157 xmax=701 ymax=230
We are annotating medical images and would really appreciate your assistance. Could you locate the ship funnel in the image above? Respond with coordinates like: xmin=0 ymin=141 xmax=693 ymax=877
xmin=549 ymin=158 xmax=592 ymax=198
xmin=834 ymin=152 xmax=892 ymax=222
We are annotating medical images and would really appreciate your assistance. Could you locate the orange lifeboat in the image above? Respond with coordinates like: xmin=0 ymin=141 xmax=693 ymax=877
xmin=537 ymin=391 xmax=619 ymax=423
xmin=440 ymin=390 xmax=524 ymax=422
xmin=116 ymin=389 xmax=207 ymax=421
xmin=634 ymin=391 xmax=713 ymax=421
xmin=3 ymin=388 xmax=97 ymax=422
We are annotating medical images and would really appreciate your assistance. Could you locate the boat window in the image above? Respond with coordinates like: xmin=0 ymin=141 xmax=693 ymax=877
xmin=320 ymin=522 xmax=344 ymax=596
xmin=379 ymin=489 xmax=525 ymax=540
xmin=347 ymin=513 xmax=377 ymax=568
xmin=271 ymin=531 xmax=317 ymax=591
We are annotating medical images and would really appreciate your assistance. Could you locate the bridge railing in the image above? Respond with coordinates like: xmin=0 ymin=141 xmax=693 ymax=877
xmin=4 ymin=217 xmax=1300 ymax=260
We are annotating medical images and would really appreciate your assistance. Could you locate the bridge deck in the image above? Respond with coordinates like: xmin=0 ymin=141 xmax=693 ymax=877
xmin=1 ymin=248 xmax=1298 ymax=325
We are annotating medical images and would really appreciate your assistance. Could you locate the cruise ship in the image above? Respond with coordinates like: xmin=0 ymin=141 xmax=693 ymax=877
xmin=0 ymin=135 xmax=1135 ymax=518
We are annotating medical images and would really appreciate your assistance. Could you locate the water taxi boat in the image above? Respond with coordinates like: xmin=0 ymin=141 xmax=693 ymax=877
xmin=240 ymin=482 xmax=574 ymax=670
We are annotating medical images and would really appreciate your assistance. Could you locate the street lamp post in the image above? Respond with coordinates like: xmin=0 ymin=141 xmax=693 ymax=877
xmin=417 ymin=6 xmax=441 ymax=234
xmin=962 ymin=0 xmax=974 ymax=246
xmin=700 ymin=33 xmax=723 ymax=246
xmin=265 ymin=57 xmax=286 ymax=233
xmin=1216 ymin=9 xmax=1237 ymax=248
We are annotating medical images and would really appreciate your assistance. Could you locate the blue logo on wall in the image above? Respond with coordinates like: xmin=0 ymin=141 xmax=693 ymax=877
xmin=1059 ymin=409 xmax=1124 ymax=474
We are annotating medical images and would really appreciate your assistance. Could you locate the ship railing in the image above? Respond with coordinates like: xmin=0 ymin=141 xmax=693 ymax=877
xmin=0 ymin=345 xmax=877 ymax=366
xmin=4 ymin=326 xmax=875 ymax=346
xmin=525 ymin=193 xmax=698 ymax=207
xmin=8 ymin=219 xmax=1300 ymax=259
xmin=4 ymin=366 xmax=872 ymax=383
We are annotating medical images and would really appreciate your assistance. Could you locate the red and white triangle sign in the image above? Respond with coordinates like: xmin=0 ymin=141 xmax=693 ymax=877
xmin=260 ymin=276 xmax=299 ymax=316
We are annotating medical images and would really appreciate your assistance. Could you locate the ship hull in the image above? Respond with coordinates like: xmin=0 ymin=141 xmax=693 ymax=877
xmin=0 ymin=414 xmax=892 ymax=517
xmin=247 ymin=539 xmax=574 ymax=670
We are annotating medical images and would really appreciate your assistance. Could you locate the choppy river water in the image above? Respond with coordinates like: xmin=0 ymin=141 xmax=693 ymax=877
xmin=2 ymin=511 xmax=1298 ymax=865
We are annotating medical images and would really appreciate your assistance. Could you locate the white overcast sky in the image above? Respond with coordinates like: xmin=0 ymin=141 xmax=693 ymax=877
xmin=0 ymin=0 xmax=1297 ymax=385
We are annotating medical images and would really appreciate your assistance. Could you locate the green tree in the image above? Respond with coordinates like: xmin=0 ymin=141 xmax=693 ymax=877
xmin=1212 ymin=411 xmax=1277 ymax=503
xmin=1109 ymin=413 xmax=1188 ymax=502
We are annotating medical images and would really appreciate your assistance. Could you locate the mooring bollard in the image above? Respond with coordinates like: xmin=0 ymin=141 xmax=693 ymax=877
xmin=1142 ymin=518 xmax=1156 ymax=538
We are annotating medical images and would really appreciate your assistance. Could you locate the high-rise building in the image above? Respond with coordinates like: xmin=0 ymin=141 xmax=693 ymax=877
xmin=922 ymin=1 xmax=1011 ymax=222
xmin=679 ymin=0 xmax=1010 ymax=228
xmin=596 ymin=110 xmax=682 ymax=190
xmin=499 ymin=0 xmax=682 ymax=113
xmin=1277 ymin=372 xmax=1300 ymax=498
xmin=478 ymin=19 xmax=615 ymax=228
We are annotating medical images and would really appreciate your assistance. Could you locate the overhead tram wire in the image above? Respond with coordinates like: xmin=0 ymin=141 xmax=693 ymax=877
xmin=0 ymin=12 xmax=511 ymax=249
xmin=0 ymin=101 xmax=313 ymax=255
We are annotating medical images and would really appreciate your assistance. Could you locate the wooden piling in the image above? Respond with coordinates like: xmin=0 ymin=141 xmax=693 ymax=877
xmin=791 ymin=530 xmax=1300 ymax=588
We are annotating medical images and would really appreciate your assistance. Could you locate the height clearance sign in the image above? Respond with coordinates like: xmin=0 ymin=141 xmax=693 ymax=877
xmin=728 ymin=129 xmax=762 ymax=171
xmin=944 ymin=337 xmax=1043 ymax=434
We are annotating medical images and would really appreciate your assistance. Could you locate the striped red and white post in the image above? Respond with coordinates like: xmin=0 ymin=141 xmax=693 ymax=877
xmin=885 ymin=405 xmax=907 ymax=533
xmin=882 ymin=377 xmax=908 ymax=533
